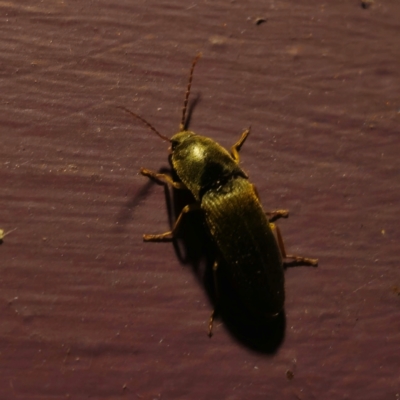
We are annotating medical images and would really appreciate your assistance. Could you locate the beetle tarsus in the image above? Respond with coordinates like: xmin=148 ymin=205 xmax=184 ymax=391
xmin=267 ymin=209 xmax=289 ymax=222
xmin=271 ymin=223 xmax=318 ymax=267
xmin=284 ymin=255 xmax=319 ymax=267
xmin=143 ymin=233 xmax=173 ymax=242
xmin=140 ymin=167 xmax=187 ymax=189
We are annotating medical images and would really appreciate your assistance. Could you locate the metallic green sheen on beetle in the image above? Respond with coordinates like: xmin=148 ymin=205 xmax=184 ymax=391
xmin=120 ymin=54 xmax=318 ymax=336
xmin=169 ymin=130 xmax=286 ymax=317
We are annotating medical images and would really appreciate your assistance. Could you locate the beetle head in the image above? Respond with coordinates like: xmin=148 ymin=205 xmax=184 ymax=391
xmin=170 ymin=130 xmax=195 ymax=152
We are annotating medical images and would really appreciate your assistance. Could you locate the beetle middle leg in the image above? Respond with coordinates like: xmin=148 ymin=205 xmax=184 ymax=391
xmin=230 ymin=127 xmax=251 ymax=162
xmin=270 ymin=223 xmax=318 ymax=266
xmin=143 ymin=203 xmax=201 ymax=242
xmin=252 ymin=185 xmax=289 ymax=222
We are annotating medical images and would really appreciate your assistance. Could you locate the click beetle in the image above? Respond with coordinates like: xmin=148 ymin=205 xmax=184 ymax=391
xmin=121 ymin=54 xmax=318 ymax=336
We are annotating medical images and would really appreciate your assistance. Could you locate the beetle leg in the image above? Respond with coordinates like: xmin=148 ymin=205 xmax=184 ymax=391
xmin=140 ymin=167 xmax=187 ymax=190
xmin=208 ymin=309 xmax=216 ymax=338
xmin=230 ymin=127 xmax=251 ymax=162
xmin=251 ymin=186 xmax=289 ymax=225
xmin=270 ymin=223 xmax=318 ymax=266
xmin=252 ymin=185 xmax=289 ymax=222
xmin=143 ymin=203 xmax=201 ymax=242
xmin=266 ymin=209 xmax=290 ymax=222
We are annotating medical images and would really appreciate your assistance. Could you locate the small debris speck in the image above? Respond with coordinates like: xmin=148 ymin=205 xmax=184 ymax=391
xmin=255 ymin=17 xmax=267 ymax=25
xmin=286 ymin=370 xmax=295 ymax=380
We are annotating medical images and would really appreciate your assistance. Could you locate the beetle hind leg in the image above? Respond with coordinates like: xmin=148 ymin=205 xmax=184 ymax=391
xmin=270 ymin=223 xmax=318 ymax=267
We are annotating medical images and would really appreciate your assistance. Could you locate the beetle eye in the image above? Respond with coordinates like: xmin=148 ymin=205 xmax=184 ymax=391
xmin=171 ymin=140 xmax=179 ymax=151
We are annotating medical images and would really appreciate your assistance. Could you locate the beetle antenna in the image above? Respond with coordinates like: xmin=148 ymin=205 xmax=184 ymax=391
xmin=117 ymin=106 xmax=170 ymax=142
xmin=180 ymin=53 xmax=202 ymax=131
xmin=1 ymin=227 xmax=17 ymax=238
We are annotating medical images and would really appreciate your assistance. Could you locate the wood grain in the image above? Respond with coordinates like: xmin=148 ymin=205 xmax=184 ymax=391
xmin=1 ymin=0 xmax=399 ymax=398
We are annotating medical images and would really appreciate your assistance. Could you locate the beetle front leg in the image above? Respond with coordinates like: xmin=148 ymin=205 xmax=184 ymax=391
xmin=230 ymin=127 xmax=251 ymax=163
xmin=270 ymin=223 xmax=318 ymax=266
xmin=143 ymin=203 xmax=201 ymax=242
xmin=140 ymin=167 xmax=187 ymax=190
xmin=266 ymin=209 xmax=289 ymax=222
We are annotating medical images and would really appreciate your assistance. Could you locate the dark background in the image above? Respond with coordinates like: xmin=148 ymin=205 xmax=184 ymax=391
xmin=1 ymin=1 xmax=399 ymax=399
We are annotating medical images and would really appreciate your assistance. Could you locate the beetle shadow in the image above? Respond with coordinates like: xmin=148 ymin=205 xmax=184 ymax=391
xmin=163 ymin=170 xmax=286 ymax=354
xmin=114 ymin=178 xmax=156 ymax=232
xmin=213 ymin=262 xmax=287 ymax=354
xmin=182 ymin=93 xmax=201 ymax=131
xmin=118 ymin=166 xmax=286 ymax=353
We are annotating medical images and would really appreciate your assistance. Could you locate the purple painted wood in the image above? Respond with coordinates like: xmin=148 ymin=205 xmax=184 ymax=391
xmin=1 ymin=0 xmax=399 ymax=398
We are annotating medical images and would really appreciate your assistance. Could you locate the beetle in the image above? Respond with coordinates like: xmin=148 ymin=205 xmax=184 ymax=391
xmin=120 ymin=54 xmax=318 ymax=336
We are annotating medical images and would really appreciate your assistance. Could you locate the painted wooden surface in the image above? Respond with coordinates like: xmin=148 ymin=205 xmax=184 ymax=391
xmin=1 ymin=1 xmax=399 ymax=398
